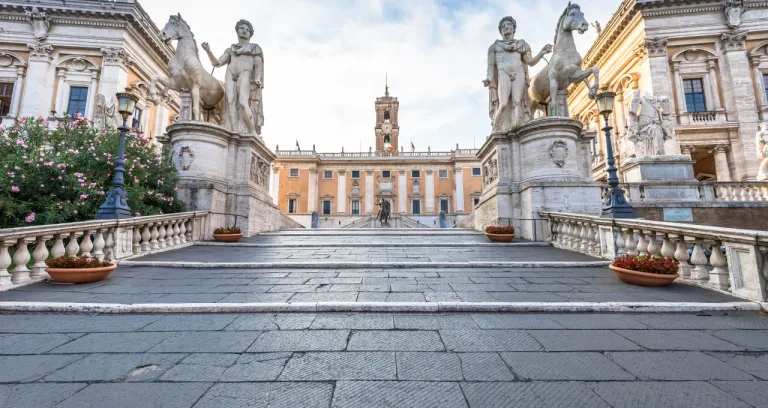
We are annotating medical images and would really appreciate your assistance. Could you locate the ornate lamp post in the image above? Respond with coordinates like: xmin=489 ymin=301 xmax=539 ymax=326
xmin=94 ymin=92 xmax=139 ymax=220
xmin=594 ymin=87 xmax=635 ymax=219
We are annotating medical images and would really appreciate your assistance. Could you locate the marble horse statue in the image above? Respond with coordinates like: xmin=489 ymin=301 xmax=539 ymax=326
xmin=377 ymin=198 xmax=391 ymax=226
xmin=530 ymin=3 xmax=599 ymax=117
xmin=150 ymin=14 xmax=225 ymax=122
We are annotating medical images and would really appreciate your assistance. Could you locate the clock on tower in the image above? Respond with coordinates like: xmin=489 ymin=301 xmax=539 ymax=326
xmin=375 ymin=80 xmax=399 ymax=154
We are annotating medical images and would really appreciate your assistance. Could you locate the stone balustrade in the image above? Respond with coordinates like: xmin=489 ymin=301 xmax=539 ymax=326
xmin=677 ymin=110 xmax=730 ymax=126
xmin=541 ymin=211 xmax=768 ymax=302
xmin=276 ymin=149 xmax=479 ymax=159
xmin=610 ymin=182 xmax=768 ymax=204
xmin=0 ymin=212 xmax=207 ymax=287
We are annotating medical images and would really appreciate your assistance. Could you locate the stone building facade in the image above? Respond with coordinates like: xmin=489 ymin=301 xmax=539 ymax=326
xmin=569 ymin=0 xmax=768 ymax=182
xmin=0 ymin=0 xmax=179 ymax=139
xmin=273 ymin=88 xmax=483 ymax=228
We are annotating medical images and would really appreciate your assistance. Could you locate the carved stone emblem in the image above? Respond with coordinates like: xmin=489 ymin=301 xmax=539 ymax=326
xmin=178 ymin=146 xmax=195 ymax=170
xmin=724 ymin=0 xmax=745 ymax=28
xmin=549 ymin=141 xmax=569 ymax=167
xmin=26 ymin=7 xmax=50 ymax=41
xmin=350 ymin=180 xmax=361 ymax=197
xmin=27 ymin=42 xmax=53 ymax=62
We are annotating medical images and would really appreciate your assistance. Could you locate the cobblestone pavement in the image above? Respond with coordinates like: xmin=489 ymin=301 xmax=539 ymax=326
xmin=0 ymin=312 xmax=766 ymax=407
xmin=0 ymin=266 xmax=739 ymax=304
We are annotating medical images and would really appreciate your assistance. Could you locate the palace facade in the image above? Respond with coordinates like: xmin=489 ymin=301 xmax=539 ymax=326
xmin=272 ymin=87 xmax=483 ymax=228
xmin=0 ymin=0 xmax=179 ymax=138
xmin=569 ymin=0 xmax=768 ymax=182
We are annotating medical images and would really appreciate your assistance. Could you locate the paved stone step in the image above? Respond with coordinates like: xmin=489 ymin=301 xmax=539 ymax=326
xmin=195 ymin=242 xmax=550 ymax=248
xmin=119 ymin=261 xmax=612 ymax=269
xmin=260 ymin=230 xmax=483 ymax=236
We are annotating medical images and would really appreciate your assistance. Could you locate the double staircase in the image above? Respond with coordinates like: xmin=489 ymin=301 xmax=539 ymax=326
xmin=341 ymin=213 xmax=430 ymax=228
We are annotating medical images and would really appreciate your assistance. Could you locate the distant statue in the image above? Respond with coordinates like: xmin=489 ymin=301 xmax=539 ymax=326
xmin=376 ymin=198 xmax=391 ymax=226
xmin=151 ymin=14 xmax=225 ymax=123
xmin=591 ymin=21 xmax=602 ymax=36
xmin=724 ymin=0 xmax=745 ymax=28
xmin=202 ymin=19 xmax=264 ymax=135
xmin=92 ymin=94 xmax=123 ymax=129
xmin=530 ymin=3 xmax=599 ymax=118
xmin=25 ymin=7 xmax=50 ymax=41
xmin=484 ymin=16 xmax=552 ymax=132
xmin=626 ymin=90 xmax=673 ymax=157
xmin=439 ymin=211 xmax=448 ymax=228
xmin=311 ymin=211 xmax=319 ymax=228
xmin=756 ymin=122 xmax=768 ymax=180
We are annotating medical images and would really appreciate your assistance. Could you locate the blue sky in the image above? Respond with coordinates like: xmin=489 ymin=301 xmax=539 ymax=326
xmin=143 ymin=0 xmax=621 ymax=152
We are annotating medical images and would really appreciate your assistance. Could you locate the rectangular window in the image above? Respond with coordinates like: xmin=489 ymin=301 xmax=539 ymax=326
xmin=288 ymin=199 xmax=297 ymax=214
xmin=66 ymin=87 xmax=89 ymax=117
xmin=351 ymin=200 xmax=360 ymax=215
xmin=412 ymin=200 xmax=421 ymax=215
xmin=411 ymin=170 xmax=420 ymax=178
xmin=0 ymin=82 xmax=14 ymax=116
xmin=438 ymin=170 xmax=448 ymax=178
xmin=351 ymin=170 xmax=360 ymax=179
xmin=289 ymin=168 xmax=299 ymax=177
xmin=683 ymin=78 xmax=707 ymax=113
xmin=322 ymin=200 xmax=332 ymax=215
xmin=132 ymin=106 xmax=143 ymax=130
xmin=324 ymin=170 xmax=333 ymax=179
xmin=473 ymin=197 xmax=480 ymax=206
xmin=382 ymin=170 xmax=391 ymax=178
xmin=440 ymin=199 xmax=449 ymax=214
xmin=471 ymin=167 xmax=481 ymax=176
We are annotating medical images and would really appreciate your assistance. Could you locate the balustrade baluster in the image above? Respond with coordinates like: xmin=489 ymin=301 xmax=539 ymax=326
xmin=179 ymin=220 xmax=188 ymax=244
xmin=615 ymin=229 xmax=626 ymax=257
xmin=579 ymin=222 xmax=589 ymax=253
xmin=570 ymin=223 xmax=581 ymax=251
xmin=104 ymin=228 xmax=116 ymax=261
xmin=80 ymin=230 xmax=93 ymax=257
xmin=65 ymin=232 xmax=82 ymax=257
xmin=690 ymin=241 xmax=710 ymax=280
xmin=708 ymin=240 xmax=729 ymax=290
xmin=133 ymin=226 xmax=142 ymax=254
xmin=747 ymin=185 xmax=756 ymax=202
xmin=739 ymin=186 xmax=748 ymax=202
xmin=554 ymin=221 xmax=564 ymax=247
xmin=141 ymin=225 xmax=151 ymax=252
xmin=0 ymin=240 xmax=15 ymax=286
xmin=560 ymin=221 xmax=570 ymax=248
xmin=150 ymin=223 xmax=160 ymax=250
xmin=30 ymin=235 xmax=52 ymax=279
xmin=660 ymin=234 xmax=676 ymax=258
xmin=636 ymin=231 xmax=649 ymax=256
xmin=647 ymin=232 xmax=662 ymax=257
xmin=624 ymin=229 xmax=638 ymax=256
xmin=165 ymin=222 xmax=175 ymax=247
xmin=11 ymin=238 xmax=35 ymax=284
xmin=590 ymin=225 xmax=600 ymax=256
xmin=92 ymin=229 xmax=106 ymax=260
xmin=51 ymin=234 xmax=66 ymax=259
xmin=173 ymin=221 xmax=181 ymax=245
xmin=673 ymin=235 xmax=692 ymax=278
xmin=157 ymin=222 xmax=167 ymax=249
xmin=185 ymin=219 xmax=193 ymax=242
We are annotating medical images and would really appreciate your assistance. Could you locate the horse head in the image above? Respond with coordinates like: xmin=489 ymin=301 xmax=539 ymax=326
xmin=560 ymin=3 xmax=589 ymax=35
xmin=160 ymin=13 xmax=191 ymax=45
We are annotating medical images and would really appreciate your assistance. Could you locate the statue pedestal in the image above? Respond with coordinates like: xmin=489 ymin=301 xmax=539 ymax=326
xmin=168 ymin=121 xmax=297 ymax=238
xmin=622 ymin=155 xmax=699 ymax=201
xmin=473 ymin=117 xmax=602 ymax=240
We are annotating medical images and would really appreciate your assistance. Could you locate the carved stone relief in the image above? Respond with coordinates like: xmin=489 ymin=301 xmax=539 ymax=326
xmin=483 ymin=156 xmax=499 ymax=186
xmin=549 ymin=141 xmax=569 ymax=167
xmin=26 ymin=7 xmax=50 ymax=41
xmin=178 ymin=146 xmax=195 ymax=170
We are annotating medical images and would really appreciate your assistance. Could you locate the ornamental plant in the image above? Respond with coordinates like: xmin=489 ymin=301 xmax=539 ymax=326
xmin=612 ymin=254 xmax=680 ymax=275
xmin=213 ymin=226 xmax=241 ymax=234
xmin=0 ymin=116 xmax=184 ymax=228
xmin=485 ymin=225 xmax=515 ymax=234
xmin=45 ymin=255 xmax=113 ymax=269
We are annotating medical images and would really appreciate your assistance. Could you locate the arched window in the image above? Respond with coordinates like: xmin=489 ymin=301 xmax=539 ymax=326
xmin=384 ymin=110 xmax=390 ymax=120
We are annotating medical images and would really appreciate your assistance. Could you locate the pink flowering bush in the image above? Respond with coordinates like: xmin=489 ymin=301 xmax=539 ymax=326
xmin=0 ymin=117 xmax=183 ymax=227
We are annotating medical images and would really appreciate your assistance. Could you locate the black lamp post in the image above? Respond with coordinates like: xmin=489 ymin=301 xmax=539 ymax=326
xmin=94 ymin=92 xmax=139 ymax=220
xmin=594 ymin=87 xmax=635 ymax=219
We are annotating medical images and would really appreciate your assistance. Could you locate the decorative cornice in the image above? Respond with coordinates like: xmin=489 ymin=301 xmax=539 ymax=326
xmin=645 ymin=38 xmax=668 ymax=57
xmin=27 ymin=42 xmax=53 ymax=62
xmin=101 ymin=47 xmax=134 ymax=68
xmin=721 ymin=31 xmax=748 ymax=51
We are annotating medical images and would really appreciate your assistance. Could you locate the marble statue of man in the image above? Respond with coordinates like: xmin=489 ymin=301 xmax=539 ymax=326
xmin=484 ymin=16 xmax=552 ymax=132
xmin=627 ymin=90 xmax=673 ymax=157
xmin=756 ymin=122 xmax=768 ymax=180
xmin=202 ymin=19 xmax=264 ymax=135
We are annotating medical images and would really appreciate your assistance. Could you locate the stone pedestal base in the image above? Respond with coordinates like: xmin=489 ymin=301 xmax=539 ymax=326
xmin=473 ymin=117 xmax=602 ymax=240
xmin=168 ymin=121 xmax=300 ymax=238
xmin=623 ymin=155 xmax=699 ymax=201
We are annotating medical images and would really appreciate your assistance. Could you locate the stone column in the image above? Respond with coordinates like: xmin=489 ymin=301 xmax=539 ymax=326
xmin=706 ymin=59 xmax=722 ymax=110
xmin=99 ymin=48 xmax=132 ymax=99
xmin=53 ymin=68 xmax=68 ymax=116
xmin=19 ymin=43 xmax=54 ymax=118
xmin=7 ymin=66 xmax=25 ymax=119
xmin=425 ymin=170 xmax=435 ymax=215
xmin=645 ymin=38 xmax=676 ymax=109
xmin=680 ymin=145 xmax=695 ymax=156
xmin=365 ymin=170 xmax=374 ymax=214
xmin=308 ymin=168 xmax=318 ymax=213
xmin=85 ymin=70 xmax=99 ymax=120
xmin=713 ymin=145 xmax=732 ymax=181
xmin=337 ymin=170 xmax=346 ymax=214
xmin=270 ymin=167 xmax=280 ymax=205
xmin=672 ymin=62 xmax=686 ymax=116
xmin=454 ymin=168 xmax=465 ymax=213
xmin=750 ymin=55 xmax=768 ymax=109
xmin=721 ymin=32 xmax=761 ymax=180
xmin=398 ymin=170 xmax=406 ymax=214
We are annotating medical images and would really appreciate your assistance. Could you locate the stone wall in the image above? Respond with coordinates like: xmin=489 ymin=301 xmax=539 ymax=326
xmin=633 ymin=207 xmax=768 ymax=230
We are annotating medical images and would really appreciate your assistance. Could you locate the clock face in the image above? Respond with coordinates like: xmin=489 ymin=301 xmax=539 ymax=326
xmin=382 ymin=122 xmax=393 ymax=134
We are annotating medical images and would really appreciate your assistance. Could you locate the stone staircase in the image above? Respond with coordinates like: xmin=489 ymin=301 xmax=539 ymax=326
xmin=341 ymin=213 xmax=430 ymax=228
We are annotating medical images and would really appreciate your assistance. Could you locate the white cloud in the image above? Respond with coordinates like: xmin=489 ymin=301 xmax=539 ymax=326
xmin=143 ymin=0 xmax=621 ymax=152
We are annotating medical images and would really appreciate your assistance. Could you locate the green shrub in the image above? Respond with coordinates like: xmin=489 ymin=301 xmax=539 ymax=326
xmin=0 ymin=116 xmax=184 ymax=228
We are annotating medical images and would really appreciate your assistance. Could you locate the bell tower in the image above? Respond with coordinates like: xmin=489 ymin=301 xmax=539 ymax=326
xmin=375 ymin=76 xmax=399 ymax=154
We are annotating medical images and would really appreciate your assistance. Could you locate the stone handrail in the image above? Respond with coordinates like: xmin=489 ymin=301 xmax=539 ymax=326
xmin=396 ymin=214 xmax=430 ymax=229
xmin=0 ymin=211 xmax=208 ymax=287
xmin=342 ymin=214 xmax=376 ymax=229
xmin=540 ymin=211 xmax=768 ymax=302
xmin=609 ymin=182 xmax=768 ymax=204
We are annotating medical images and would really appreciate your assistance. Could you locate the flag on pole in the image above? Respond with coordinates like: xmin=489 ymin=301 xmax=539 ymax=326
xmin=296 ymin=140 xmax=300 ymax=151
xmin=384 ymin=139 xmax=393 ymax=151
xmin=411 ymin=141 xmax=415 ymax=152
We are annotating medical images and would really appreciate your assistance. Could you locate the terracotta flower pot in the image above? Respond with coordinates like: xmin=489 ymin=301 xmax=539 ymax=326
xmin=609 ymin=264 xmax=679 ymax=287
xmin=485 ymin=232 xmax=516 ymax=243
xmin=46 ymin=264 xmax=117 ymax=284
xmin=213 ymin=233 xmax=243 ymax=242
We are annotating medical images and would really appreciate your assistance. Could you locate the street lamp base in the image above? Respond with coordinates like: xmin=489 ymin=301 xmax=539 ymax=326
xmin=601 ymin=205 xmax=636 ymax=219
xmin=94 ymin=187 xmax=134 ymax=220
